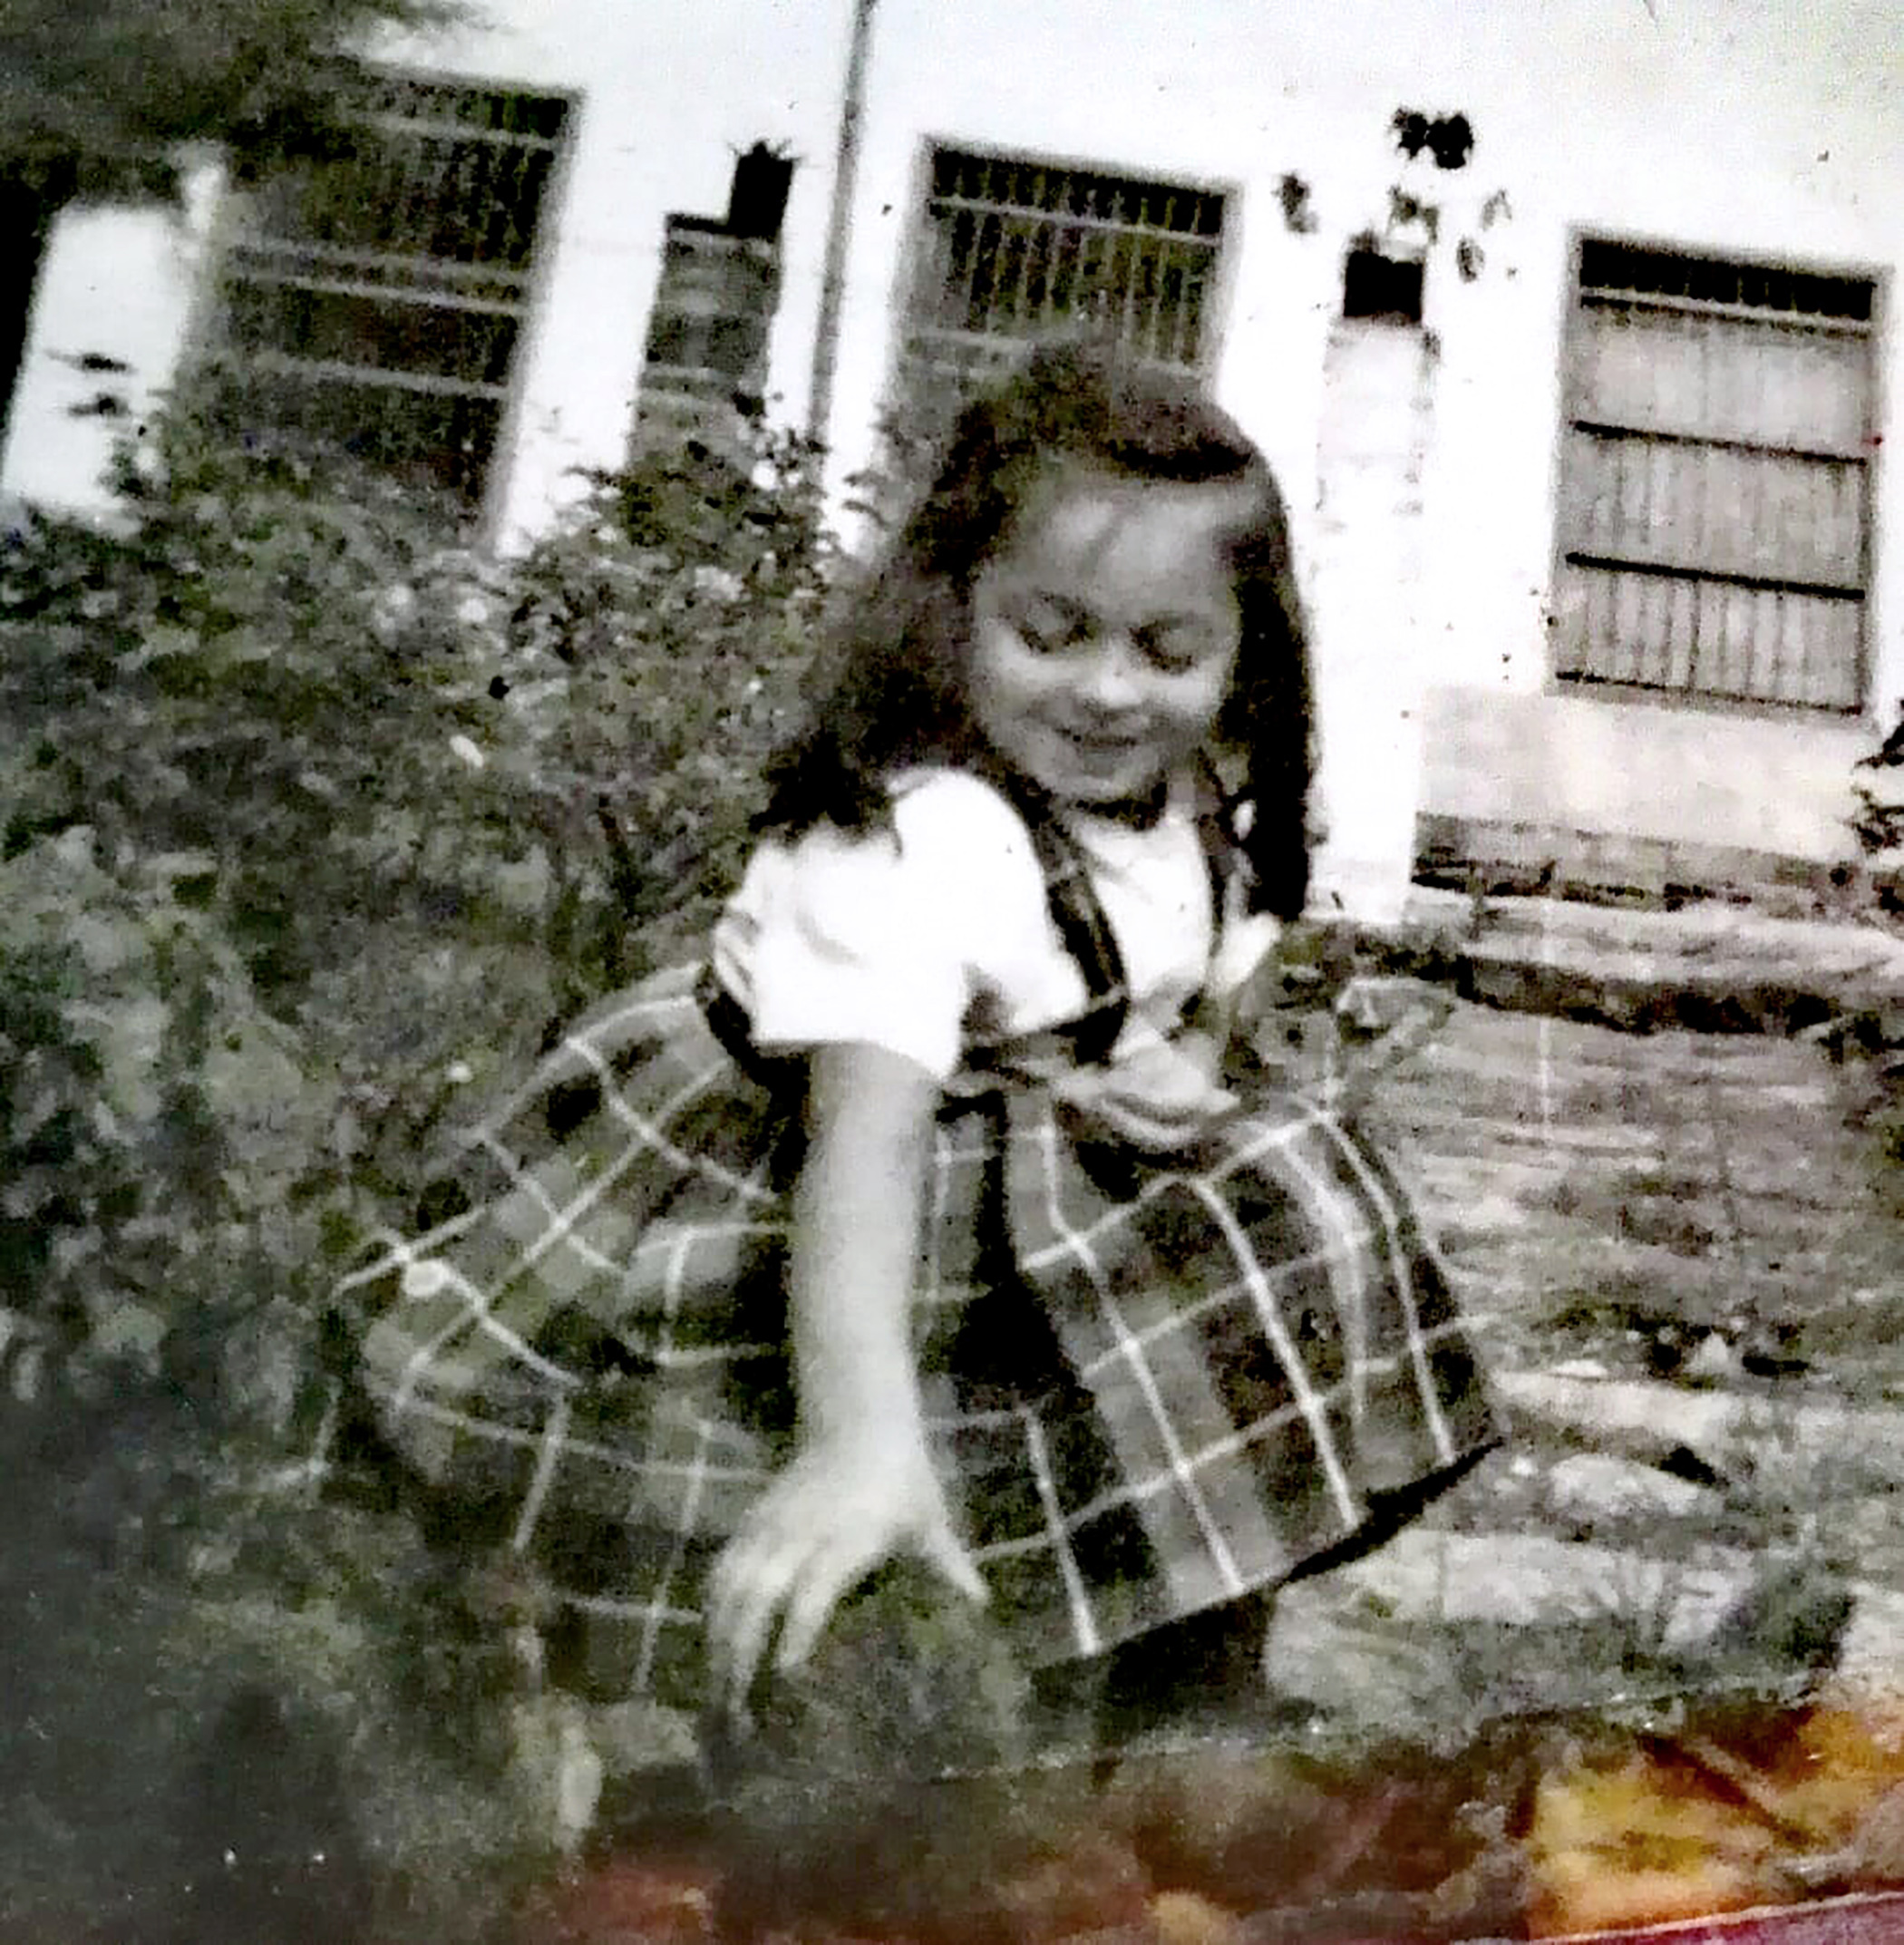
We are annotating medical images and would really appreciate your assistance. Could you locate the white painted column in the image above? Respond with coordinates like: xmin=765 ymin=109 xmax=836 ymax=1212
xmin=1305 ymin=318 xmax=1436 ymax=924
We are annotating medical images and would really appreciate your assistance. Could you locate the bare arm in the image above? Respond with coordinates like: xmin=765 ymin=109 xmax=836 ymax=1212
xmin=789 ymin=1039 xmax=939 ymax=1450
xmin=706 ymin=1041 xmax=985 ymax=1717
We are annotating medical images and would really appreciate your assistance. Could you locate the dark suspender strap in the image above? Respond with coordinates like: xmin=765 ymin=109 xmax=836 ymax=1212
xmin=1031 ymin=812 xmax=1132 ymax=1068
xmin=699 ymin=967 xmax=767 ymax=1073
xmin=696 ymin=964 xmax=811 ymax=1110
xmin=987 ymin=770 xmax=1130 ymax=1068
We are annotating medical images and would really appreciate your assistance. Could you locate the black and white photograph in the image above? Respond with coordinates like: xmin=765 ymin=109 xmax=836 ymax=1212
xmin=1 ymin=3 xmax=1900 ymax=1938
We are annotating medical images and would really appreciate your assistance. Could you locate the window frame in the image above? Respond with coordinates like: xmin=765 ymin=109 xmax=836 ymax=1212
xmin=883 ymin=135 xmax=1239 ymax=448
xmin=199 ymin=63 xmax=577 ymax=527
xmin=1548 ymin=227 xmax=1884 ymax=720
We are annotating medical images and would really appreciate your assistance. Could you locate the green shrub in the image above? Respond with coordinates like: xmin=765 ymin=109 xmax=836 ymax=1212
xmin=1843 ymin=706 xmax=1904 ymax=1209
xmin=0 ymin=406 xmax=829 ymax=1418
xmin=1851 ymin=703 xmax=1904 ymax=926
xmin=0 ymin=401 xmax=836 ymax=1908
xmin=498 ymin=426 xmax=828 ymax=994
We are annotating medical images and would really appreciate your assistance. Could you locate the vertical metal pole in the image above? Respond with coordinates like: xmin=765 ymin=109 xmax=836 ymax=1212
xmin=807 ymin=0 xmax=877 ymax=452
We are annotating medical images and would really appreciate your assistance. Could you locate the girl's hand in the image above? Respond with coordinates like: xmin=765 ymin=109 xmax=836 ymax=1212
xmin=1054 ymin=1030 xmax=1238 ymax=1152
xmin=708 ymin=1038 xmax=978 ymax=1725
xmin=706 ymin=1434 xmax=986 ymax=1724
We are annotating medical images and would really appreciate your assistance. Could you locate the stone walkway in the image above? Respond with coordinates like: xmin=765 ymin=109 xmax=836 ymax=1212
xmin=1379 ymin=1001 xmax=1900 ymax=1379
xmin=1270 ymin=990 xmax=1904 ymax=1731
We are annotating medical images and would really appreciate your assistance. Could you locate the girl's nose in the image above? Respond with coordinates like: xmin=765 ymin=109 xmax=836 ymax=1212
xmin=1076 ymin=634 xmax=1145 ymax=710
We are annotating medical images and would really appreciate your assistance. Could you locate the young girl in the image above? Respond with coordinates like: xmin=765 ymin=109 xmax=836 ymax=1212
xmin=343 ymin=343 xmax=1496 ymax=1763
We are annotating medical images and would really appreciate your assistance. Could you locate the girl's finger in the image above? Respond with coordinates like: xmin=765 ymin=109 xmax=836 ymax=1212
xmin=719 ymin=1581 xmax=780 ymax=1724
xmin=707 ymin=1499 xmax=801 ymax=1638
xmin=925 ymin=1522 xmax=989 ymax=1606
xmin=708 ymin=1541 xmax=793 ymax=1719
xmin=704 ymin=1543 xmax=753 ymax=1665
xmin=772 ymin=1539 xmax=872 ymax=1674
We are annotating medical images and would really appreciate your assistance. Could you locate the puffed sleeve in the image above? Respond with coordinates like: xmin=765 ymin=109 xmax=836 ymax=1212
xmin=710 ymin=774 xmax=1034 ymax=1081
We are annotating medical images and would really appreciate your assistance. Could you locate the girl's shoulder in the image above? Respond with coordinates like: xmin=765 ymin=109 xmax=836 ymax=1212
xmin=730 ymin=765 xmax=1042 ymax=919
xmin=714 ymin=767 xmax=1054 ymax=1080
xmin=884 ymin=764 xmax=1038 ymax=857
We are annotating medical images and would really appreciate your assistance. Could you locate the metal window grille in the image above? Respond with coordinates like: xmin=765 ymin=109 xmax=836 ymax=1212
xmin=209 ymin=73 xmax=569 ymax=504
xmin=896 ymin=145 xmax=1226 ymax=437
xmin=1553 ymin=238 xmax=1877 ymax=712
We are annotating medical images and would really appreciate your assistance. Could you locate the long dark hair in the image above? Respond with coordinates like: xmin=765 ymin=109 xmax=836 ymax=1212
xmin=759 ymin=342 xmax=1316 ymax=918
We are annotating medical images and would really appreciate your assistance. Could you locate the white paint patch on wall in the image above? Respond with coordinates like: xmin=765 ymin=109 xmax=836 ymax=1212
xmin=0 ymin=169 xmax=223 ymax=515
xmin=1418 ymin=686 xmax=1874 ymax=863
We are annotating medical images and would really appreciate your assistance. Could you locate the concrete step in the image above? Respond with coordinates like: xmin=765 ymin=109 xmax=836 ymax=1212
xmin=1389 ymin=890 xmax=1904 ymax=1034
xmin=1364 ymin=995 xmax=1903 ymax=1359
xmin=1276 ymin=1525 xmax=1904 ymax=1700
xmin=1495 ymin=1370 xmax=1904 ymax=1493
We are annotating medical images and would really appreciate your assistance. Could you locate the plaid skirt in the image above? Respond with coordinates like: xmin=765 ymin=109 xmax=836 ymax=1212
xmin=340 ymin=962 xmax=1498 ymax=1707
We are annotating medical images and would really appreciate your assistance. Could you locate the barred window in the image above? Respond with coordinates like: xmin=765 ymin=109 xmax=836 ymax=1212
xmin=1552 ymin=238 xmax=1877 ymax=712
xmin=207 ymin=73 xmax=570 ymax=505
xmin=896 ymin=144 xmax=1226 ymax=436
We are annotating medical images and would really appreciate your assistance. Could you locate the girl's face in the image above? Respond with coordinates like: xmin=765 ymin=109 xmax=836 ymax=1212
xmin=967 ymin=464 xmax=1248 ymax=808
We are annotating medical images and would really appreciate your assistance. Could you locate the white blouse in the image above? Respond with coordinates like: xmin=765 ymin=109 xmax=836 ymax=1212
xmin=710 ymin=768 xmax=1280 ymax=1083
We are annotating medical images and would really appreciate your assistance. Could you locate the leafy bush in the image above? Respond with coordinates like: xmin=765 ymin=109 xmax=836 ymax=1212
xmin=499 ymin=426 xmax=829 ymax=996
xmin=1851 ymin=702 xmax=1904 ymax=927
xmin=0 ymin=401 xmax=833 ymax=1913
xmin=1841 ymin=705 xmax=1904 ymax=1207
xmin=0 ymin=406 xmax=828 ymax=1421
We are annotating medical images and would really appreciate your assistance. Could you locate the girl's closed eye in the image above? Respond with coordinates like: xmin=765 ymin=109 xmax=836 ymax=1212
xmin=1010 ymin=601 xmax=1223 ymax=674
xmin=1131 ymin=618 xmax=1228 ymax=674
xmin=1012 ymin=597 xmax=1098 ymax=655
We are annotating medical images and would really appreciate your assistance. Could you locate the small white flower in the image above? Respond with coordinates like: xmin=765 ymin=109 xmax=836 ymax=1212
xmin=446 ymin=1060 xmax=474 ymax=1084
xmin=454 ymin=592 xmax=491 ymax=628
xmin=370 ymin=583 xmax=419 ymax=644
xmin=448 ymin=734 xmax=486 ymax=771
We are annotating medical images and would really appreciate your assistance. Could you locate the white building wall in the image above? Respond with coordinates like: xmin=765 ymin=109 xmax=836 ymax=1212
xmin=807 ymin=0 xmax=1900 ymax=911
xmin=0 ymin=170 xmax=224 ymax=518
xmin=3 ymin=1 xmax=1897 ymax=912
